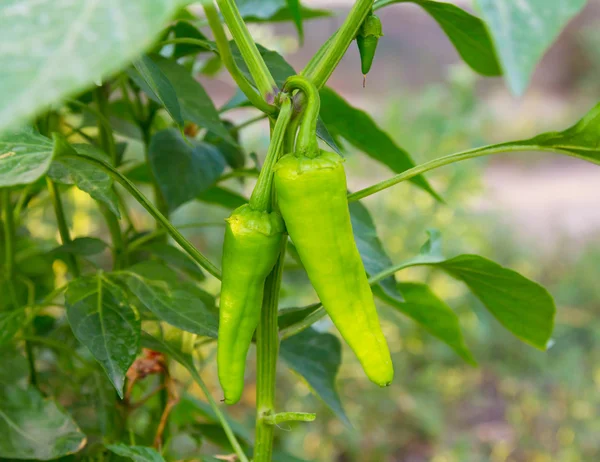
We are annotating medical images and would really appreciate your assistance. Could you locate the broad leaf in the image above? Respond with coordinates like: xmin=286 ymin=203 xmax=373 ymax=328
xmin=476 ymin=0 xmax=586 ymax=95
xmin=0 ymin=127 xmax=53 ymax=186
xmin=48 ymin=153 xmax=120 ymax=217
xmin=0 ymin=385 xmax=86 ymax=460
xmin=0 ymin=308 xmax=26 ymax=346
xmin=0 ymin=347 xmax=29 ymax=386
xmin=65 ymin=274 xmax=140 ymax=397
xmin=438 ymin=255 xmax=555 ymax=350
xmin=379 ymin=282 xmax=476 ymax=364
xmin=106 ymin=444 xmax=165 ymax=462
xmin=286 ymin=0 xmax=304 ymax=41
xmin=280 ymin=328 xmax=349 ymax=426
xmin=0 ymin=0 xmax=187 ymax=133
xmin=149 ymin=128 xmax=226 ymax=211
xmin=320 ymin=88 xmax=440 ymax=201
xmin=381 ymin=232 xmax=556 ymax=349
xmin=198 ymin=186 xmax=248 ymax=209
xmin=51 ymin=237 xmax=108 ymax=257
xmin=229 ymin=43 xmax=340 ymax=154
xmin=278 ymin=303 xmax=322 ymax=331
xmin=375 ymin=0 xmax=501 ymax=76
xmin=349 ymin=201 xmax=403 ymax=302
xmin=149 ymin=55 xmax=233 ymax=142
xmin=161 ymin=20 xmax=216 ymax=58
xmin=116 ymin=261 xmax=218 ymax=338
xmin=236 ymin=0 xmax=329 ymax=22
xmin=132 ymin=55 xmax=184 ymax=128
xmin=134 ymin=243 xmax=205 ymax=281
xmin=204 ymin=120 xmax=245 ymax=169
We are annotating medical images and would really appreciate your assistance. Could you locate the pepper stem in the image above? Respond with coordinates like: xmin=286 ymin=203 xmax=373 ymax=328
xmin=283 ymin=76 xmax=320 ymax=158
xmin=249 ymin=95 xmax=293 ymax=212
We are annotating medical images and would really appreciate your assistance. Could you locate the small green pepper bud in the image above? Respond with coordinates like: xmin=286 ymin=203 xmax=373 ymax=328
xmin=356 ymin=13 xmax=383 ymax=86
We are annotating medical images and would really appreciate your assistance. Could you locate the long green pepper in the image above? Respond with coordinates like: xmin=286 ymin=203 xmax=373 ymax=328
xmin=218 ymin=97 xmax=292 ymax=405
xmin=274 ymin=77 xmax=394 ymax=386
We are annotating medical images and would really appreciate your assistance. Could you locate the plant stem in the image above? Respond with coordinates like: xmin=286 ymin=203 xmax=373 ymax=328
xmin=187 ymin=365 xmax=249 ymax=462
xmin=46 ymin=179 xmax=81 ymax=278
xmin=302 ymin=0 xmax=374 ymax=88
xmin=63 ymin=154 xmax=222 ymax=279
xmin=214 ymin=0 xmax=278 ymax=99
xmin=94 ymin=85 xmax=127 ymax=269
xmin=249 ymin=96 xmax=292 ymax=211
xmin=204 ymin=2 xmax=276 ymax=114
xmin=127 ymin=222 xmax=225 ymax=254
xmin=347 ymin=143 xmax=578 ymax=202
xmin=254 ymin=238 xmax=286 ymax=462
xmin=283 ymin=76 xmax=320 ymax=156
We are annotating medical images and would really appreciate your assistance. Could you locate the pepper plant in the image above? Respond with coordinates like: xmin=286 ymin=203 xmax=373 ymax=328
xmin=0 ymin=0 xmax=597 ymax=461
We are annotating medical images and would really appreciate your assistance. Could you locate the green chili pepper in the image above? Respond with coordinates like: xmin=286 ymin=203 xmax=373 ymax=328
xmin=356 ymin=13 xmax=383 ymax=85
xmin=274 ymin=77 xmax=394 ymax=386
xmin=218 ymin=97 xmax=292 ymax=405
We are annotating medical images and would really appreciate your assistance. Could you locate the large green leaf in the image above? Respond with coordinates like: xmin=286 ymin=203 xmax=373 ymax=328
xmin=65 ymin=274 xmax=140 ymax=397
xmin=51 ymin=237 xmax=108 ymax=257
xmin=379 ymin=282 xmax=475 ymax=364
xmin=280 ymin=328 xmax=349 ymax=426
xmin=134 ymin=243 xmax=205 ymax=281
xmin=0 ymin=127 xmax=53 ymax=186
xmin=106 ymin=444 xmax=165 ymax=462
xmin=320 ymin=88 xmax=441 ymax=201
xmin=236 ymin=0 xmax=329 ymax=23
xmin=148 ymin=128 xmax=226 ymax=211
xmin=0 ymin=0 xmax=187 ymax=133
xmin=49 ymin=143 xmax=121 ymax=217
xmin=198 ymin=186 xmax=248 ymax=209
xmin=131 ymin=55 xmax=184 ymax=129
xmin=476 ymin=0 xmax=587 ymax=95
xmin=0 ymin=385 xmax=86 ymax=460
xmin=379 ymin=231 xmax=556 ymax=349
xmin=374 ymin=0 xmax=501 ymax=76
xmin=115 ymin=261 xmax=218 ymax=338
xmin=148 ymin=55 xmax=233 ymax=142
xmin=349 ymin=201 xmax=403 ymax=302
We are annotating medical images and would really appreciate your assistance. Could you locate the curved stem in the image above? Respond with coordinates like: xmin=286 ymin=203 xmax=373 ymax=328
xmin=46 ymin=179 xmax=81 ymax=278
xmin=204 ymin=2 xmax=276 ymax=114
xmin=254 ymin=238 xmax=286 ymax=462
xmin=303 ymin=0 xmax=374 ymax=89
xmin=347 ymin=144 xmax=581 ymax=202
xmin=215 ymin=0 xmax=277 ymax=99
xmin=249 ymin=96 xmax=292 ymax=211
xmin=63 ymin=154 xmax=222 ymax=279
xmin=283 ymin=76 xmax=320 ymax=156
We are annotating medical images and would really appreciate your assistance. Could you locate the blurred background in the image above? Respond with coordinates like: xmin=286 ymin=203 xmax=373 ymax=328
xmin=25 ymin=0 xmax=600 ymax=461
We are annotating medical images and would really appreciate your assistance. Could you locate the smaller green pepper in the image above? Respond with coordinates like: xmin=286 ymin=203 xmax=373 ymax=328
xmin=356 ymin=12 xmax=383 ymax=86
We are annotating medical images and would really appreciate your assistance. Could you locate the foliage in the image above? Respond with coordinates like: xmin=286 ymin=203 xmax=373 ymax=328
xmin=0 ymin=0 xmax=595 ymax=460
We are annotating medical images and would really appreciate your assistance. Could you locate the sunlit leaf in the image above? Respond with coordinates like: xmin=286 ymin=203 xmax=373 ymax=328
xmin=0 ymin=127 xmax=53 ymax=186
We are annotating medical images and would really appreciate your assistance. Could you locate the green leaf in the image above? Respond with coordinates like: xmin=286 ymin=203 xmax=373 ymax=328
xmin=280 ymin=328 xmax=349 ymax=426
xmin=149 ymin=55 xmax=234 ymax=143
xmin=116 ymin=261 xmax=218 ymax=338
xmin=0 ymin=347 xmax=29 ymax=386
xmin=197 ymin=186 xmax=248 ymax=209
xmin=48 ymin=144 xmax=120 ymax=217
xmin=438 ymin=255 xmax=555 ymax=350
xmin=65 ymin=274 xmax=140 ymax=397
xmin=229 ymin=43 xmax=341 ymax=154
xmin=476 ymin=0 xmax=586 ymax=95
xmin=236 ymin=0 xmax=329 ymax=23
xmin=106 ymin=444 xmax=165 ymax=462
xmin=278 ymin=303 xmax=322 ymax=331
xmin=162 ymin=20 xmax=215 ymax=58
xmin=349 ymin=201 xmax=403 ymax=302
xmin=320 ymin=88 xmax=441 ymax=201
xmin=0 ymin=0 xmax=187 ymax=133
xmin=0 ymin=127 xmax=53 ymax=186
xmin=0 ymin=308 xmax=26 ymax=346
xmin=135 ymin=243 xmax=205 ymax=281
xmin=204 ymin=120 xmax=245 ymax=169
xmin=51 ymin=237 xmax=108 ymax=257
xmin=148 ymin=128 xmax=226 ymax=211
xmin=132 ymin=55 xmax=184 ymax=128
xmin=381 ymin=232 xmax=556 ymax=350
xmin=379 ymin=282 xmax=476 ymax=364
xmin=375 ymin=0 xmax=501 ymax=76
xmin=286 ymin=0 xmax=304 ymax=41
xmin=0 ymin=385 xmax=86 ymax=460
